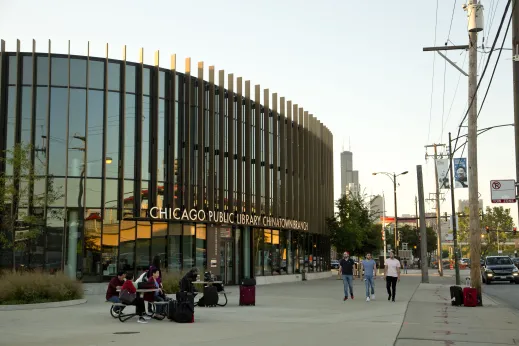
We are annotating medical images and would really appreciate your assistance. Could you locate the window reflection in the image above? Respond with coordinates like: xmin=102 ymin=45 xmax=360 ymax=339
xmin=168 ymin=224 xmax=181 ymax=271
xmin=89 ymin=60 xmax=104 ymax=90
xmin=107 ymin=62 xmax=120 ymax=91
xmin=8 ymin=55 xmax=17 ymax=85
xmin=51 ymin=57 xmax=67 ymax=86
xmin=195 ymin=224 xmax=206 ymax=272
xmin=253 ymin=228 xmax=263 ymax=276
xmin=106 ymin=92 xmax=120 ymax=178
xmin=142 ymin=97 xmax=150 ymax=181
xmin=183 ymin=225 xmax=195 ymax=270
xmin=124 ymin=94 xmax=135 ymax=179
xmin=126 ymin=65 xmax=136 ymax=93
xmin=70 ymin=58 xmax=86 ymax=87
xmin=20 ymin=87 xmax=31 ymax=145
xmin=37 ymin=56 xmax=49 ymax=86
xmin=22 ymin=56 xmax=33 ymax=85
xmin=49 ymin=88 xmax=67 ymax=176
xmin=102 ymin=207 xmax=119 ymax=276
xmin=119 ymin=221 xmax=136 ymax=272
xmin=67 ymin=89 xmax=86 ymax=177
xmin=87 ymin=90 xmax=103 ymax=177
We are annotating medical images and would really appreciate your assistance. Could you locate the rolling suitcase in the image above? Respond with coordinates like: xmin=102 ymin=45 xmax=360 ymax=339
xmin=198 ymin=286 xmax=219 ymax=307
xmin=463 ymin=287 xmax=477 ymax=307
xmin=449 ymin=285 xmax=463 ymax=306
xmin=239 ymin=285 xmax=255 ymax=306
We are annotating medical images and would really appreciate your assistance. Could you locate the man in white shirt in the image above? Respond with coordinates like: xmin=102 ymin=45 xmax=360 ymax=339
xmin=384 ymin=251 xmax=401 ymax=302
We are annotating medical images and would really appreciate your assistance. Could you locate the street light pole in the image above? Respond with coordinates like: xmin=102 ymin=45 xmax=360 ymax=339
xmin=393 ymin=173 xmax=398 ymax=256
xmin=373 ymin=170 xmax=408 ymax=257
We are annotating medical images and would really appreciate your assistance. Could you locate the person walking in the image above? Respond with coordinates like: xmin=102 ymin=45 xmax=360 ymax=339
xmin=361 ymin=253 xmax=377 ymax=302
xmin=384 ymin=251 xmax=401 ymax=302
xmin=339 ymin=251 xmax=355 ymax=301
xmin=403 ymin=259 xmax=408 ymax=274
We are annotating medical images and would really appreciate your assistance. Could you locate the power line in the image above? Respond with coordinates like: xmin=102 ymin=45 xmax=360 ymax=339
xmin=452 ymin=0 xmax=512 ymax=159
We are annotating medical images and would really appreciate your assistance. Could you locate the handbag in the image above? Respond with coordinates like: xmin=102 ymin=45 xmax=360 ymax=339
xmin=119 ymin=288 xmax=136 ymax=304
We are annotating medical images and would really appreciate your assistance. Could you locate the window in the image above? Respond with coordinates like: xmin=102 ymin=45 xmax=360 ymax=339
xmin=107 ymin=62 xmax=120 ymax=91
xmin=253 ymin=228 xmax=263 ymax=276
xmin=70 ymin=58 xmax=86 ymax=88
xmin=195 ymin=224 xmax=207 ymax=272
xmin=183 ymin=225 xmax=195 ymax=270
xmin=87 ymin=90 xmax=103 ymax=177
xmin=48 ymin=88 xmax=68 ymax=176
xmin=89 ymin=60 xmax=104 ymax=90
xmin=51 ymin=57 xmax=67 ymax=86
xmin=22 ymin=56 xmax=33 ymax=85
xmin=20 ymin=87 xmax=31 ymax=145
xmin=168 ymin=224 xmax=181 ymax=271
xmin=106 ymin=92 xmax=120 ymax=178
xmin=67 ymin=89 xmax=86 ymax=177
xmin=37 ymin=56 xmax=49 ymax=86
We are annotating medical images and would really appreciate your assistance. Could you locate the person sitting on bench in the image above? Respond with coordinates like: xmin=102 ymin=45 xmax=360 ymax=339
xmin=106 ymin=271 xmax=126 ymax=312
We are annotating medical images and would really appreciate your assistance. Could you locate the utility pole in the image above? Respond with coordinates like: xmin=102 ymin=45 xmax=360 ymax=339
xmin=415 ymin=196 xmax=419 ymax=229
xmin=448 ymin=132 xmax=461 ymax=285
xmin=465 ymin=0 xmax=483 ymax=305
xmin=425 ymin=143 xmax=446 ymax=276
xmin=417 ymin=165 xmax=429 ymax=283
xmin=513 ymin=0 xmax=519 ymax=234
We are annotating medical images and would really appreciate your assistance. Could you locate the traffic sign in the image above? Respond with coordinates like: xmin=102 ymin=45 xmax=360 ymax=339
xmin=490 ymin=179 xmax=517 ymax=203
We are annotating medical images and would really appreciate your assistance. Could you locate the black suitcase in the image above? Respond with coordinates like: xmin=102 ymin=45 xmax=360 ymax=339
xmin=241 ymin=278 xmax=256 ymax=286
xmin=450 ymin=285 xmax=463 ymax=306
xmin=168 ymin=300 xmax=194 ymax=323
xmin=198 ymin=286 xmax=219 ymax=307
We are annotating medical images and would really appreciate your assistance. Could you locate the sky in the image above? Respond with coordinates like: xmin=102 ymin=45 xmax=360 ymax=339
xmin=0 ymin=0 xmax=516 ymax=225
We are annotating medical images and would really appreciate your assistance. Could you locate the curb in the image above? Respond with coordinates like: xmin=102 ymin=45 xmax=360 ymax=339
xmin=0 ymin=298 xmax=87 ymax=311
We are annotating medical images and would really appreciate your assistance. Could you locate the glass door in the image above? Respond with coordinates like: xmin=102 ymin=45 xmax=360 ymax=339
xmin=220 ymin=239 xmax=234 ymax=285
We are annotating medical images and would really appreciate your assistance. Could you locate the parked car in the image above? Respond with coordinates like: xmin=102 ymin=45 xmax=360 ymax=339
xmin=330 ymin=260 xmax=340 ymax=270
xmin=512 ymin=257 xmax=519 ymax=269
xmin=482 ymin=256 xmax=519 ymax=284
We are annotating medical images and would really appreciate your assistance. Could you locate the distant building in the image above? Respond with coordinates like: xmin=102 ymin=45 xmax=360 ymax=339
xmin=371 ymin=195 xmax=384 ymax=222
xmin=340 ymin=151 xmax=359 ymax=196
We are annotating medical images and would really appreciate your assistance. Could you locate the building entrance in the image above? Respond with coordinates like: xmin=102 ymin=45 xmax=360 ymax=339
xmin=219 ymin=231 xmax=234 ymax=285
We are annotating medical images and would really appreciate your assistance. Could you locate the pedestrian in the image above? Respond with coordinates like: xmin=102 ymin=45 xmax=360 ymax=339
xmin=403 ymin=259 xmax=408 ymax=274
xmin=384 ymin=251 xmax=401 ymax=302
xmin=361 ymin=253 xmax=377 ymax=302
xmin=339 ymin=251 xmax=355 ymax=301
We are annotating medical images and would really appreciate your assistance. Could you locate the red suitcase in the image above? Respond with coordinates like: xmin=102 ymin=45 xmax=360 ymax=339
xmin=239 ymin=285 xmax=255 ymax=306
xmin=463 ymin=287 xmax=477 ymax=307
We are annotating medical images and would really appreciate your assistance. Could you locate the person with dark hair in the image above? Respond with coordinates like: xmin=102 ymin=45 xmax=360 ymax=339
xmin=144 ymin=267 xmax=166 ymax=317
xmin=106 ymin=271 xmax=126 ymax=312
xmin=179 ymin=268 xmax=199 ymax=293
xmin=120 ymin=273 xmax=149 ymax=324
xmin=147 ymin=255 xmax=163 ymax=286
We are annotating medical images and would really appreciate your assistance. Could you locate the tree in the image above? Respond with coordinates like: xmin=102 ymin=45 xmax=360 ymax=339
xmin=0 ymin=143 xmax=63 ymax=271
xmin=327 ymin=192 xmax=379 ymax=257
xmin=458 ymin=206 xmax=514 ymax=257
xmin=397 ymin=225 xmax=437 ymax=258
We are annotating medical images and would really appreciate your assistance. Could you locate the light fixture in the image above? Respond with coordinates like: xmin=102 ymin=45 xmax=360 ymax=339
xmin=105 ymin=157 xmax=113 ymax=164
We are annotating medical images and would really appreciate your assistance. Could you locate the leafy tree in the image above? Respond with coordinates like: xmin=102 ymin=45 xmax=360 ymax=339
xmin=396 ymin=225 xmax=437 ymax=258
xmin=458 ymin=206 xmax=514 ymax=257
xmin=0 ymin=143 xmax=63 ymax=271
xmin=327 ymin=192 xmax=379 ymax=257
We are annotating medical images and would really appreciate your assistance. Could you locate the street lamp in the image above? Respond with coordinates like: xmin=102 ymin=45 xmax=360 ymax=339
xmin=372 ymin=171 xmax=409 ymax=256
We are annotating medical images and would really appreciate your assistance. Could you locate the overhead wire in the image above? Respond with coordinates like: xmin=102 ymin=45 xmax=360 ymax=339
xmin=451 ymin=0 xmax=512 ymax=161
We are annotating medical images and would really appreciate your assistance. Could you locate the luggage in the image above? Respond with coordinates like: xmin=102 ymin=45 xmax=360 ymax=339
xmin=463 ymin=287 xmax=477 ymax=307
xmin=449 ymin=285 xmax=463 ymax=306
xmin=168 ymin=300 xmax=194 ymax=323
xmin=168 ymin=292 xmax=195 ymax=323
xmin=198 ymin=286 xmax=219 ymax=307
xmin=241 ymin=278 xmax=256 ymax=286
xmin=239 ymin=285 xmax=255 ymax=306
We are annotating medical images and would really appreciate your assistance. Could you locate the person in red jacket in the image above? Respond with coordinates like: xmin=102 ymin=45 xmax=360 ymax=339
xmin=121 ymin=273 xmax=149 ymax=324
xmin=143 ymin=268 xmax=166 ymax=317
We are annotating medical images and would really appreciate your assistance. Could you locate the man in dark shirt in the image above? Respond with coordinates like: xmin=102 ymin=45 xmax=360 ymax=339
xmin=339 ymin=252 xmax=355 ymax=301
xmin=106 ymin=271 xmax=126 ymax=311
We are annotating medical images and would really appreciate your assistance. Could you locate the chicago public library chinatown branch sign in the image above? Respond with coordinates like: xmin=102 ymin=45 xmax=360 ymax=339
xmin=148 ymin=207 xmax=309 ymax=231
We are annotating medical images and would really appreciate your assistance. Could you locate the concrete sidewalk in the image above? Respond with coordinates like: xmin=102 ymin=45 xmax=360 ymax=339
xmin=0 ymin=275 xmax=420 ymax=346
xmin=395 ymin=277 xmax=519 ymax=346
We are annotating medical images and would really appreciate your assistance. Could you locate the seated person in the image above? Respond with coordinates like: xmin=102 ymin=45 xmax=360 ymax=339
xmin=106 ymin=271 xmax=126 ymax=312
xmin=179 ymin=268 xmax=199 ymax=294
xmin=120 ymin=273 xmax=149 ymax=324
xmin=143 ymin=268 xmax=166 ymax=317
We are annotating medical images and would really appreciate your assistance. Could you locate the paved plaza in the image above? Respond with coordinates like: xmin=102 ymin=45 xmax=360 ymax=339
xmin=1 ymin=271 xmax=519 ymax=346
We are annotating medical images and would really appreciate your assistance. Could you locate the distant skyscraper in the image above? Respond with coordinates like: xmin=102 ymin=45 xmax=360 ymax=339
xmin=371 ymin=195 xmax=384 ymax=222
xmin=341 ymin=151 xmax=359 ymax=195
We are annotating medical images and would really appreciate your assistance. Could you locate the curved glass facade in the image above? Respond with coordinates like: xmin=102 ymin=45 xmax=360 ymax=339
xmin=0 ymin=43 xmax=334 ymax=283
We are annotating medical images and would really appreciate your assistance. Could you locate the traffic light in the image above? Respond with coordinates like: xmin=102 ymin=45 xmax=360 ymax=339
xmin=485 ymin=226 xmax=490 ymax=234
xmin=514 ymin=227 xmax=517 ymax=236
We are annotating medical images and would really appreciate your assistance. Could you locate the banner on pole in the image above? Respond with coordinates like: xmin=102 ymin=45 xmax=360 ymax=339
xmin=436 ymin=159 xmax=450 ymax=189
xmin=453 ymin=158 xmax=468 ymax=188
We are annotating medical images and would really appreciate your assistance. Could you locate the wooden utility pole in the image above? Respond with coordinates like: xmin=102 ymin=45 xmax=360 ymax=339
xmin=512 ymin=0 xmax=519 ymax=239
xmin=416 ymin=165 xmax=429 ymax=283
xmin=465 ymin=0 xmax=483 ymax=305
xmin=425 ymin=143 xmax=446 ymax=276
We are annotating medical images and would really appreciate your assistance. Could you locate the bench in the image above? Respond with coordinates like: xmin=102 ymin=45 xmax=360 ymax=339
xmin=147 ymin=301 xmax=169 ymax=320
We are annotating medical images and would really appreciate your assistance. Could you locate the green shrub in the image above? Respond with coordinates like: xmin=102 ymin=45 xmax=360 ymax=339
xmin=0 ymin=271 xmax=83 ymax=305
